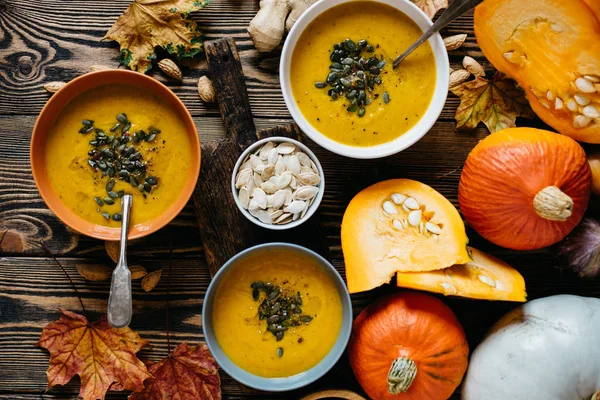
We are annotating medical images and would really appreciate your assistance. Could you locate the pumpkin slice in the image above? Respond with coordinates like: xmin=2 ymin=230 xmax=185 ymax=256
xmin=342 ymin=179 xmax=470 ymax=294
xmin=396 ymin=247 xmax=527 ymax=302
xmin=474 ymin=0 xmax=600 ymax=143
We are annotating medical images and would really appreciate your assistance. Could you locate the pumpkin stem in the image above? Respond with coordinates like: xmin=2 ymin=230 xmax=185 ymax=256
xmin=387 ymin=357 xmax=417 ymax=394
xmin=591 ymin=390 xmax=600 ymax=400
xmin=533 ymin=186 xmax=573 ymax=221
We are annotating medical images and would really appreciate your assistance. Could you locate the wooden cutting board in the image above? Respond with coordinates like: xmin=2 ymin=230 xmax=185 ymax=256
xmin=192 ymin=37 xmax=330 ymax=275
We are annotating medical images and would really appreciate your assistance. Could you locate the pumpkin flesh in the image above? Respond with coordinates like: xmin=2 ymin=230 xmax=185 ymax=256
xmin=349 ymin=292 xmax=469 ymax=400
xmin=396 ymin=247 xmax=527 ymax=302
xmin=459 ymin=128 xmax=591 ymax=250
xmin=474 ymin=0 xmax=600 ymax=143
xmin=342 ymin=179 xmax=470 ymax=294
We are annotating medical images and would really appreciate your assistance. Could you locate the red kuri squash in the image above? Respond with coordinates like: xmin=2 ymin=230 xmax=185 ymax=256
xmin=459 ymin=128 xmax=591 ymax=250
xmin=348 ymin=292 xmax=468 ymax=400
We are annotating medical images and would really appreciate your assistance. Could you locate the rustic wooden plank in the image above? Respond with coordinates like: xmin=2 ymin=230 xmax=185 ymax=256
xmin=193 ymin=38 xmax=263 ymax=276
xmin=205 ymin=37 xmax=257 ymax=149
xmin=0 ymin=0 xmax=483 ymax=120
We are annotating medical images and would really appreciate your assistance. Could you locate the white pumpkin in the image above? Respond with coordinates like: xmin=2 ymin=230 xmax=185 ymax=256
xmin=463 ymin=295 xmax=600 ymax=400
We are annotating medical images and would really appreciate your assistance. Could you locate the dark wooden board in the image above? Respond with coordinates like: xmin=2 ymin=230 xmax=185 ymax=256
xmin=0 ymin=0 xmax=598 ymax=399
xmin=193 ymin=38 xmax=331 ymax=276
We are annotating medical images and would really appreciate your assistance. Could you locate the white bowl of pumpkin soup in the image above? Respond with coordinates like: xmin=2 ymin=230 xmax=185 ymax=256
xmin=281 ymin=0 xmax=449 ymax=159
xmin=31 ymin=70 xmax=200 ymax=240
xmin=202 ymin=243 xmax=352 ymax=391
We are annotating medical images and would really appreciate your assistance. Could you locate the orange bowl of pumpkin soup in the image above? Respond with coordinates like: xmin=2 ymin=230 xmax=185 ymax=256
xmin=281 ymin=0 xmax=449 ymax=159
xmin=31 ymin=70 xmax=200 ymax=240
xmin=202 ymin=243 xmax=352 ymax=391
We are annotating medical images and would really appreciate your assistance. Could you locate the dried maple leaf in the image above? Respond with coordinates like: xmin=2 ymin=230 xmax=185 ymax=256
xmin=38 ymin=310 xmax=151 ymax=400
xmin=450 ymin=72 xmax=536 ymax=133
xmin=411 ymin=0 xmax=448 ymax=18
xmin=129 ymin=342 xmax=221 ymax=400
xmin=104 ymin=0 xmax=210 ymax=73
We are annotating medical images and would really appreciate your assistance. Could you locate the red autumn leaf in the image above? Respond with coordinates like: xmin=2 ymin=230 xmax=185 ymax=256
xmin=38 ymin=310 xmax=151 ymax=400
xmin=129 ymin=342 xmax=222 ymax=400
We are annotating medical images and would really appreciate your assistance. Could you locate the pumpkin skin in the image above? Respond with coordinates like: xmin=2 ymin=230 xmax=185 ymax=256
xmin=588 ymin=152 xmax=600 ymax=195
xmin=396 ymin=247 xmax=527 ymax=302
xmin=349 ymin=292 xmax=469 ymax=400
xmin=474 ymin=0 xmax=600 ymax=143
xmin=342 ymin=179 xmax=470 ymax=294
xmin=459 ymin=128 xmax=591 ymax=250
xmin=462 ymin=295 xmax=600 ymax=400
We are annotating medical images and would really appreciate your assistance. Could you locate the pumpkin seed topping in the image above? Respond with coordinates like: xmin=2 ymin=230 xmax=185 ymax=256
xmin=316 ymin=38 xmax=390 ymax=116
xmin=251 ymin=280 xmax=314 ymax=356
xmin=83 ymin=113 xmax=162 ymax=223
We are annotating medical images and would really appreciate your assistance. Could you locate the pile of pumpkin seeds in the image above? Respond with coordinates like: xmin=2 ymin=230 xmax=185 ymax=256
xmin=251 ymin=281 xmax=313 ymax=352
xmin=315 ymin=38 xmax=390 ymax=117
xmin=81 ymin=113 xmax=160 ymax=221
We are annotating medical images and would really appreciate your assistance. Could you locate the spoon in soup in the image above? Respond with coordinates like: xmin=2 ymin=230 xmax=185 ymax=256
xmin=108 ymin=195 xmax=133 ymax=328
xmin=393 ymin=0 xmax=485 ymax=68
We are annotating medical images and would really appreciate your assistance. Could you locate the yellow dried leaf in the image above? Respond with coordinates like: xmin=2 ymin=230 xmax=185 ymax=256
xmin=129 ymin=265 xmax=148 ymax=280
xmin=105 ymin=241 xmax=119 ymax=263
xmin=76 ymin=264 xmax=113 ymax=281
xmin=141 ymin=269 xmax=162 ymax=292
xmin=104 ymin=0 xmax=210 ymax=73
xmin=450 ymin=72 xmax=536 ymax=133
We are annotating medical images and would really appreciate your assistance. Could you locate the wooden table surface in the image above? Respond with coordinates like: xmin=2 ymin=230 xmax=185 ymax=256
xmin=1 ymin=1 xmax=599 ymax=399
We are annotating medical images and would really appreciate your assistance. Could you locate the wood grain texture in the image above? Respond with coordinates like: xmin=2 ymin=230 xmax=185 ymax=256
xmin=0 ymin=1 xmax=594 ymax=399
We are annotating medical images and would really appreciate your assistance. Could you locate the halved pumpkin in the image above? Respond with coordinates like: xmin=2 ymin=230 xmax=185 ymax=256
xmin=396 ymin=247 xmax=527 ymax=302
xmin=342 ymin=179 xmax=470 ymax=294
xmin=474 ymin=0 xmax=600 ymax=143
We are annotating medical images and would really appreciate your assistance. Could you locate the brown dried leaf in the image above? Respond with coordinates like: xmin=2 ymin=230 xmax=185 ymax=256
xmin=76 ymin=264 xmax=113 ymax=281
xmin=141 ymin=269 xmax=162 ymax=292
xmin=129 ymin=265 xmax=148 ymax=280
xmin=129 ymin=342 xmax=221 ymax=400
xmin=38 ymin=310 xmax=150 ymax=400
xmin=450 ymin=72 xmax=536 ymax=133
xmin=105 ymin=241 xmax=119 ymax=263
xmin=104 ymin=0 xmax=209 ymax=73
xmin=411 ymin=0 xmax=448 ymax=18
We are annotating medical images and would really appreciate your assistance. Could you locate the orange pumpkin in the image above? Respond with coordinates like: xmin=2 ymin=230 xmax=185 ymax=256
xmin=459 ymin=127 xmax=591 ymax=250
xmin=349 ymin=292 xmax=468 ymax=400
xmin=474 ymin=0 xmax=600 ymax=143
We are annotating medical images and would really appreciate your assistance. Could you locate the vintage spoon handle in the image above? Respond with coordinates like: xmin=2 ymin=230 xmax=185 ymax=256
xmin=393 ymin=0 xmax=484 ymax=68
xmin=107 ymin=195 xmax=133 ymax=328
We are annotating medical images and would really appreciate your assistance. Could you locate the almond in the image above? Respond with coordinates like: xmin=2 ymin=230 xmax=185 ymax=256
xmin=76 ymin=264 xmax=112 ymax=281
xmin=43 ymin=81 xmax=66 ymax=93
xmin=141 ymin=269 xmax=162 ymax=292
xmin=158 ymin=59 xmax=182 ymax=81
xmin=443 ymin=34 xmax=467 ymax=51
xmin=129 ymin=265 xmax=148 ymax=280
xmin=449 ymin=69 xmax=471 ymax=89
xmin=197 ymin=76 xmax=216 ymax=103
xmin=462 ymin=56 xmax=485 ymax=77
xmin=105 ymin=241 xmax=119 ymax=263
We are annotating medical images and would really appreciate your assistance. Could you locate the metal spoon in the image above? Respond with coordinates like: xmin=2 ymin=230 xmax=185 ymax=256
xmin=107 ymin=195 xmax=133 ymax=328
xmin=393 ymin=0 xmax=485 ymax=68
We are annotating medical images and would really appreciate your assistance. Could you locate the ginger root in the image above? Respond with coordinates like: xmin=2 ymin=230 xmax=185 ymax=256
xmin=248 ymin=0 xmax=318 ymax=53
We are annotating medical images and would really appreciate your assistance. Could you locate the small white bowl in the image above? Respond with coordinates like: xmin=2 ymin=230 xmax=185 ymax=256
xmin=231 ymin=137 xmax=325 ymax=230
xmin=280 ymin=0 xmax=449 ymax=159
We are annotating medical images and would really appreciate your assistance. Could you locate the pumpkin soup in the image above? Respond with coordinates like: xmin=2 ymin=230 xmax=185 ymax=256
xmin=212 ymin=248 xmax=343 ymax=378
xmin=45 ymin=84 xmax=192 ymax=226
xmin=290 ymin=1 xmax=437 ymax=147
